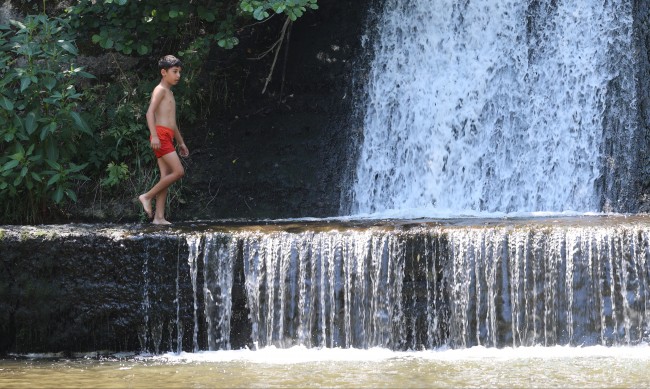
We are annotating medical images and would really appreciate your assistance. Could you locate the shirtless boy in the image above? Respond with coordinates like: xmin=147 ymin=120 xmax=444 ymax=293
xmin=138 ymin=55 xmax=189 ymax=224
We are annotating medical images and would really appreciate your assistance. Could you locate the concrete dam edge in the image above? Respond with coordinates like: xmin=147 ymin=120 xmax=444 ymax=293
xmin=2 ymin=214 xmax=650 ymax=354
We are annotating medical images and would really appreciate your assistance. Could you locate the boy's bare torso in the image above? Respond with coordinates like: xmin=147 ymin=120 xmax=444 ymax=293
xmin=154 ymin=85 xmax=177 ymax=130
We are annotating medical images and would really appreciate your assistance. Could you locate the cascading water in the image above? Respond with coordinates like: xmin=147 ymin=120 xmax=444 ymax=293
xmin=184 ymin=218 xmax=650 ymax=351
xmin=2 ymin=218 xmax=649 ymax=353
xmin=351 ymin=0 xmax=637 ymax=214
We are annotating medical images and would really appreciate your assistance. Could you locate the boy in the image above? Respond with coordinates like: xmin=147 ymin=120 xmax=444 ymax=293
xmin=138 ymin=55 xmax=189 ymax=224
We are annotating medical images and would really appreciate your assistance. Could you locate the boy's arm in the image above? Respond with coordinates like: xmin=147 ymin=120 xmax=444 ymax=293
xmin=175 ymin=126 xmax=189 ymax=157
xmin=146 ymin=87 xmax=165 ymax=150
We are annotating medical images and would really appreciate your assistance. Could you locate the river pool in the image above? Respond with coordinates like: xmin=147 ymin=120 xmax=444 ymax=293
xmin=2 ymin=345 xmax=649 ymax=388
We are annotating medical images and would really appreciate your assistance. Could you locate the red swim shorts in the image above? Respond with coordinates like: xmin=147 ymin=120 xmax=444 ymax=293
xmin=151 ymin=125 xmax=175 ymax=158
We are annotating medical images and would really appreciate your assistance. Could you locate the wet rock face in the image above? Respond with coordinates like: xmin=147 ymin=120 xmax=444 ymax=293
xmin=0 ymin=224 xmax=257 ymax=355
xmin=178 ymin=0 xmax=373 ymax=220
xmin=0 ymin=228 xmax=192 ymax=354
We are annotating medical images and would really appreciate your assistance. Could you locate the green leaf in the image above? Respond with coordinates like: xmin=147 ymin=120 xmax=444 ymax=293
xmin=25 ymin=112 xmax=37 ymax=134
xmin=45 ymin=159 xmax=61 ymax=170
xmin=169 ymin=10 xmax=179 ymax=18
xmin=14 ymin=142 xmax=24 ymax=155
xmin=77 ymin=71 xmax=95 ymax=79
xmin=2 ymin=159 xmax=19 ymax=171
xmin=20 ymin=77 xmax=31 ymax=92
xmin=0 ymin=96 xmax=13 ymax=111
xmin=70 ymin=111 xmax=91 ymax=135
xmin=57 ymin=40 xmax=78 ymax=55
xmin=46 ymin=141 xmax=59 ymax=161
xmin=198 ymin=7 xmax=216 ymax=22
xmin=47 ymin=173 xmax=61 ymax=186
xmin=40 ymin=122 xmax=56 ymax=141
xmin=253 ymin=8 xmax=264 ymax=20
xmin=12 ymin=115 xmax=23 ymax=130
xmin=65 ymin=188 xmax=77 ymax=202
xmin=43 ymin=77 xmax=56 ymax=90
xmin=68 ymin=162 xmax=88 ymax=173
xmin=31 ymin=172 xmax=41 ymax=182
xmin=52 ymin=186 xmax=64 ymax=203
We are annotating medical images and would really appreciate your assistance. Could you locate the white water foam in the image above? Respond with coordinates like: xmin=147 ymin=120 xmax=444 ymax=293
xmin=352 ymin=0 xmax=636 ymax=215
xmin=267 ymin=208 xmax=607 ymax=223
xmin=18 ymin=345 xmax=650 ymax=362
xmin=153 ymin=344 xmax=650 ymax=364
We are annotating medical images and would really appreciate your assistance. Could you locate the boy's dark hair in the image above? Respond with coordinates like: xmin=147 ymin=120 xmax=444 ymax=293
xmin=158 ymin=55 xmax=182 ymax=70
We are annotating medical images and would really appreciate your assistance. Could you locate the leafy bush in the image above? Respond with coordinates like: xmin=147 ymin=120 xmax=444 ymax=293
xmin=67 ymin=0 xmax=319 ymax=56
xmin=0 ymin=1 xmax=321 ymax=223
xmin=0 ymin=15 xmax=94 ymax=223
xmin=101 ymin=162 xmax=129 ymax=187
xmin=67 ymin=0 xmax=239 ymax=54
xmin=82 ymin=77 xmax=157 ymax=196
xmin=240 ymin=0 xmax=318 ymax=21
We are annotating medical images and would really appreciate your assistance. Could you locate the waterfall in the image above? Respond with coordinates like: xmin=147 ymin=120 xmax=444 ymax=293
xmin=187 ymin=218 xmax=650 ymax=350
xmin=351 ymin=0 xmax=637 ymax=214
xmin=2 ymin=219 xmax=649 ymax=353
xmin=202 ymin=233 xmax=235 ymax=350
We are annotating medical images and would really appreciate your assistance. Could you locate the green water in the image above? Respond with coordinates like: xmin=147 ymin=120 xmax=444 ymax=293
xmin=2 ymin=346 xmax=649 ymax=388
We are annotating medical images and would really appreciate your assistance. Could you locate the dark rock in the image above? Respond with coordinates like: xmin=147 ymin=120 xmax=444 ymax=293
xmin=175 ymin=0 xmax=373 ymax=220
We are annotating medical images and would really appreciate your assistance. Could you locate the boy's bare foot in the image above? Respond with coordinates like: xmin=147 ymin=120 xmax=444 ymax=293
xmin=138 ymin=194 xmax=153 ymax=219
xmin=152 ymin=218 xmax=172 ymax=225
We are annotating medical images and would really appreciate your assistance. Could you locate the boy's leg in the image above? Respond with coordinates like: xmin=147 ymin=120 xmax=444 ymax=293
xmin=153 ymin=157 xmax=172 ymax=224
xmin=139 ymin=151 xmax=185 ymax=221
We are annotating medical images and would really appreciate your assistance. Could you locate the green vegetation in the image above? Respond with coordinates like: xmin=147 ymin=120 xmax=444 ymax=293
xmin=68 ymin=0 xmax=318 ymax=53
xmin=0 ymin=15 xmax=93 ymax=223
xmin=0 ymin=0 xmax=319 ymax=224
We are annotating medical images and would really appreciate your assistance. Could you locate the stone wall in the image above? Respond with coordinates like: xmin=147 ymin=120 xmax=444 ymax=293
xmin=0 ymin=226 xmax=194 ymax=354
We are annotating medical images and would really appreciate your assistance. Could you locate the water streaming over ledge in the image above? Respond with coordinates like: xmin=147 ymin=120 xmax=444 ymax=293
xmin=52 ymin=215 xmax=627 ymax=352
xmin=2 ymin=215 xmax=650 ymax=353
xmin=351 ymin=0 xmax=638 ymax=214
xmin=182 ymin=216 xmax=650 ymax=351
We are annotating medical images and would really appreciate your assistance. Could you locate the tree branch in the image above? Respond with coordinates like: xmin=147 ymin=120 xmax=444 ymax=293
xmin=261 ymin=16 xmax=291 ymax=95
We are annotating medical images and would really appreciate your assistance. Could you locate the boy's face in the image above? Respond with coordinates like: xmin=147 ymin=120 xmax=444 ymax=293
xmin=161 ymin=66 xmax=181 ymax=86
